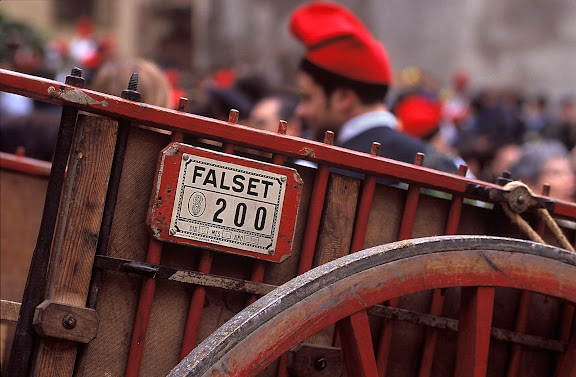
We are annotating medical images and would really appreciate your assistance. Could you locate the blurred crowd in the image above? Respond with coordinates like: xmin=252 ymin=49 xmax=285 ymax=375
xmin=1 ymin=14 xmax=575 ymax=203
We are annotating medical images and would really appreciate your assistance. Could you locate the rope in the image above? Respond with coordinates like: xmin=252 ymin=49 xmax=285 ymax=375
xmin=500 ymin=181 xmax=575 ymax=253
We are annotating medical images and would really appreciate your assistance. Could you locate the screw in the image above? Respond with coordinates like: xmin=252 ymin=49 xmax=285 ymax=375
xmin=268 ymin=248 xmax=275 ymax=255
xmin=62 ymin=313 xmax=77 ymax=329
xmin=183 ymin=154 xmax=189 ymax=161
xmin=314 ymin=357 xmax=327 ymax=370
xmin=517 ymin=195 xmax=525 ymax=204
xmin=281 ymin=176 xmax=286 ymax=182
xmin=170 ymin=228 xmax=177 ymax=236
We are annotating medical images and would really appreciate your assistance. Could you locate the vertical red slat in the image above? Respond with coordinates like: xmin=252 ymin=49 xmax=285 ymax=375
xmin=332 ymin=144 xmax=380 ymax=371
xmin=279 ymin=132 xmax=332 ymax=377
xmin=125 ymin=238 xmax=163 ymax=377
xmin=349 ymin=143 xmax=380 ymax=253
xmin=505 ymin=291 xmax=532 ymax=377
xmin=454 ymin=287 xmax=495 ymax=377
xmin=554 ymin=303 xmax=575 ymax=376
xmin=180 ymin=250 xmax=214 ymax=358
xmin=126 ymin=101 xmax=189 ymax=375
xmin=377 ymin=153 xmax=424 ymax=376
xmin=180 ymin=109 xmax=238 ymax=359
xmin=555 ymin=332 xmax=576 ymax=377
xmin=418 ymin=164 xmax=467 ymax=377
xmin=337 ymin=311 xmax=380 ymax=377
xmin=418 ymin=290 xmax=445 ymax=377
xmin=246 ymin=121 xmax=287 ymax=306
xmin=296 ymin=131 xmax=334 ymax=275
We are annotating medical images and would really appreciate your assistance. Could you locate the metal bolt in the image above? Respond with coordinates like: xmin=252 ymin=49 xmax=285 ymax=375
xmin=314 ymin=357 xmax=327 ymax=370
xmin=127 ymin=72 xmax=138 ymax=91
xmin=62 ymin=313 xmax=77 ymax=329
xmin=169 ymin=228 xmax=177 ymax=236
xmin=268 ymin=248 xmax=275 ymax=255
xmin=183 ymin=154 xmax=189 ymax=161
xmin=517 ymin=195 xmax=525 ymax=204
xmin=281 ymin=176 xmax=287 ymax=182
xmin=70 ymin=67 xmax=82 ymax=77
xmin=121 ymin=73 xmax=142 ymax=102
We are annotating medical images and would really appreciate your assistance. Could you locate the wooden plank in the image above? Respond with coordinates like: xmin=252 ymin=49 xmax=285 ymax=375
xmin=74 ymin=126 xmax=174 ymax=377
xmin=0 ymin=300 xmax=20 ymax=322
xmin=305 ymin=173 xmax=360 ymax=347
xmin=454 ymin=287 xmax=495 ymax=377
xmin=32 ymin=115 xmax=117 ymax=376
xmin=0 ymin=168 xmax=48 ymax=365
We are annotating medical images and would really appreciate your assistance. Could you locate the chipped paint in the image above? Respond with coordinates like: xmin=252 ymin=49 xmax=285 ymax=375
xmin=47 ymin=86 xmax=108 ymax=107
xmin=299 ymin=147 xmax=316 ymax=158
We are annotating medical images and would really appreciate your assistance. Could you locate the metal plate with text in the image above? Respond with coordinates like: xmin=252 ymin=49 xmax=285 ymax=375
xmin=148 ymin=143 xmax=303 ymax=262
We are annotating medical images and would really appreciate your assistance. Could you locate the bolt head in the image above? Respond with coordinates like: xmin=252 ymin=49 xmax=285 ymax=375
xmin=314 ymin=357 xmax=327 ymax=370
xmin=183 ymin=154 xmax=189 ymax=161
xmin=62 ymin=313 xmax=77 ymax=329
xmin=169 ymin=228 xmax=177 ymax=236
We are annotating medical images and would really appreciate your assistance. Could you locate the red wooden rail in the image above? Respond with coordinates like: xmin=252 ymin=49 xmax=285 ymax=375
xmin=2 ymin=69 xmax=574 ymax=220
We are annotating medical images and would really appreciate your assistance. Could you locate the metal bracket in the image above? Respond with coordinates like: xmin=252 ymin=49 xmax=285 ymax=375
xmin=466 ymin=182 xmax=555 ymax=214
xmin=287 ymin=343 xmax=344 ymax=377
xmin=33 ymin=300 xmax=99 ymax=344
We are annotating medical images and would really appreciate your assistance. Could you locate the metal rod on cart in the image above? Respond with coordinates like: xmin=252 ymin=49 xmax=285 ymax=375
xmin=179 ymin=109 xmax=238 ymax=359
xmin=6 ymin=68 xmax=84 ymax=377
xmin=376 ymin=153 xmax=425 ymax=377
xmin=418 ymin=164 xmax=467 ymax=377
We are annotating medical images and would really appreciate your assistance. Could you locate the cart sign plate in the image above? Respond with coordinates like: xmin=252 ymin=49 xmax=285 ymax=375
xmin=148 ymin=143 xmax=303 ymax=262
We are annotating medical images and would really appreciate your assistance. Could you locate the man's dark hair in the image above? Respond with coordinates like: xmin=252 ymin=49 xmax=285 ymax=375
xmin=299 ymin=58 xmax=389 ymax=105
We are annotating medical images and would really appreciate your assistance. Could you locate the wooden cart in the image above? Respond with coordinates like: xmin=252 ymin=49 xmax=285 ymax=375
xmin=1 ymin=67 xmax=575 ymax=377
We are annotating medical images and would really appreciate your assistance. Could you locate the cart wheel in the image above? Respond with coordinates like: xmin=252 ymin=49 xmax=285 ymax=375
xmin=169 ymin=236 xmax=576 ymax=377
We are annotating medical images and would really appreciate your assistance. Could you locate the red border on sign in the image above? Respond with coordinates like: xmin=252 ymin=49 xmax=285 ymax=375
xmin=147 ymin=143 xmax=303 ymax=263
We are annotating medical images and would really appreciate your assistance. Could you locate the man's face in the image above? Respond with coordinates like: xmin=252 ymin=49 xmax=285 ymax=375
xmin=295 ymin=71 xmax=342 ymax=139
xmin=250 ymin=98 xmax=282 ymax=133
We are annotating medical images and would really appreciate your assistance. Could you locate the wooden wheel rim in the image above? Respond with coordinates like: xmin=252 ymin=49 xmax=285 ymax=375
xmin=169 ymin=236 xmax=576 ymax=377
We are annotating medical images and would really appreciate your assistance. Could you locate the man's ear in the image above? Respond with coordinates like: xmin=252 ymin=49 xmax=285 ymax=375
xmin=330 ymin=88 xmax=357 ymax=113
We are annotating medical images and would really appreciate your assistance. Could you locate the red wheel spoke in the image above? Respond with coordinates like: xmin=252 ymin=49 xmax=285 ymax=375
xmin=337 ymin=309 xmax=379 ymax=377
xmin=455 ymin=287 xmax=495 ymax=377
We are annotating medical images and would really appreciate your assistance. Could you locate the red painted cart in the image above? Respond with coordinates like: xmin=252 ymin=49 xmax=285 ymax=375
xmin=1 ymin=67 xmax=576 ymax=377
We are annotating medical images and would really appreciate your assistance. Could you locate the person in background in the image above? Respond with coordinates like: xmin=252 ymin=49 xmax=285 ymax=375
xmin=249 ymin=91 xmax=303 ymax=137
xmin=543 ymin=95 xmax=576 ymax=151
xmin=90 ymin=58 xmax=171 ymax=108
xmin=509 ymin=140 xmax=575 ymax=203
xmin=394 ymin=93 xmax=475 ymax=178
xmin=289 ymin=1 xmax=458 ymax=174
xmin=0 ymin=110 xmax=60 ymax=161
xmin=523 ymin=93 xmax=553 ymax=142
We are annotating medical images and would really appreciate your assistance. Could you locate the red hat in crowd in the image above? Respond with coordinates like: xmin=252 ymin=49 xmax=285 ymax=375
xmin=396 ymin=95 xmax=442 ymax=138
xmin=290 ymin=1 xmax=392 ymax=85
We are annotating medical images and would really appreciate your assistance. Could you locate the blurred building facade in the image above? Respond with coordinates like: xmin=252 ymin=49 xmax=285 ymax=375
xmin=2 ymin=0 xmax=576 ymax=99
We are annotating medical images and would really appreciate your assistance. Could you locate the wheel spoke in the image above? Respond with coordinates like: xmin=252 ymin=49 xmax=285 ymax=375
xmin=337 ymin=309 xmax=379 ymax=377
xmin=455 ymin=287 xmax=495 ymax=377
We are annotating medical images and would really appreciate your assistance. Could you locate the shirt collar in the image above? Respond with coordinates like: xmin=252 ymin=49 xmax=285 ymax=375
xmin=336 ymin=110 xmax=398 ymax=145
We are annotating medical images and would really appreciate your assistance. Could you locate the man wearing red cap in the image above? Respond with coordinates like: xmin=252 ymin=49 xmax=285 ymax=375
xmin=290 ymin=1 xmax=458 ymax=173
